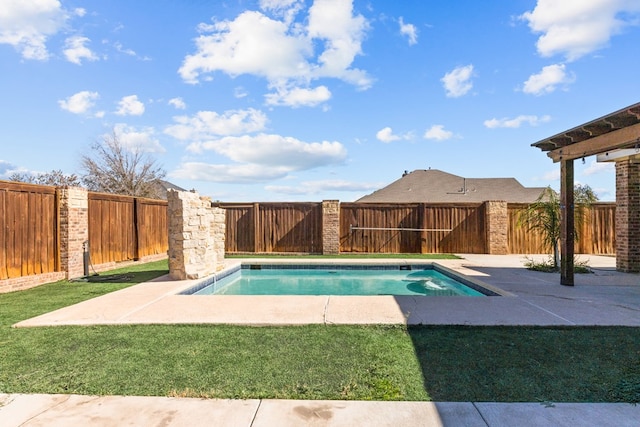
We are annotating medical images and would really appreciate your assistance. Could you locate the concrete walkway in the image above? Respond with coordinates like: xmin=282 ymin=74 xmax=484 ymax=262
xmin=3 ymin=394 xmax=640 ymax=427
xmin=4 ymin=254 xmax=640 ymax=426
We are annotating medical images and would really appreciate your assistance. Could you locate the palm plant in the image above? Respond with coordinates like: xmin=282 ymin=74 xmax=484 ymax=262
xmin=517 ymin=185 xmax=598 ymax=269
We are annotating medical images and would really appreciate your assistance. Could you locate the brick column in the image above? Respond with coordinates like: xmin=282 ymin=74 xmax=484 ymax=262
xmin=484 ymin=200 xmax=508 ymax=255
xmin=322 ymin=200 xmax=340 ymax=255
xmin=59 ymin=186 xmax=89 ymax=279
xmin=615 ymin=159 xmax=640 ymax=272
xmin=167 ymin=190 xmax=225 ymax=280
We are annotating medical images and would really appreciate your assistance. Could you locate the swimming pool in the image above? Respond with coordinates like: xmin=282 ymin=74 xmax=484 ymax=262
xmin=181 ymin=264 xmax=498 ymax=296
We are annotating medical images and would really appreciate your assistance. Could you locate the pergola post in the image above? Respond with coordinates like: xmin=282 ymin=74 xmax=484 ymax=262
xmin=560 ymin=159 xmax=575 ymax=286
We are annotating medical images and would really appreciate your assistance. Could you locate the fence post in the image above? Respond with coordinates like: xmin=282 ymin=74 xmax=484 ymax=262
xmin=322 ymin=200 xmax=340 ymax=255
xmin=484 ymin=200 xmax=508 ymax=255
xmin=167 ymin=190 xmax=225 ymax=280
xmin=58 ymin=186 xmax=89 ymax=279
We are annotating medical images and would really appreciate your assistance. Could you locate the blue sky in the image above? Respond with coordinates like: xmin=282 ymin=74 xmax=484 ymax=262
xmin=1 ymin=0 xmax=639 ymax=202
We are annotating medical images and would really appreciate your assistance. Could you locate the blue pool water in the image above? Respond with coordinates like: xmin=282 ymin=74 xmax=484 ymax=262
xmin=184 ymin=265 xmax=490 ymax=296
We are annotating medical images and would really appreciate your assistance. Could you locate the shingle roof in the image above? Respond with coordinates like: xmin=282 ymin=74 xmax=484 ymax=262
xmin=356 ymin=169 xmax=546 ymax=203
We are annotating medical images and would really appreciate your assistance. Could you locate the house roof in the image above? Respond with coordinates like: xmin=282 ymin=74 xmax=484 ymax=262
xmin=356 ymin=169 xmax=546 ymax=203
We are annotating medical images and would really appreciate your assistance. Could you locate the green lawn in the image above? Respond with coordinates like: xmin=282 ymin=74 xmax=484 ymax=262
xmin=1 ymin=259 xmax=639 ymax=402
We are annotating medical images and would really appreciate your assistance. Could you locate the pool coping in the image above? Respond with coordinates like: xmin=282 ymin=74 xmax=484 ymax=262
xmin=178 ymin=261 xmax=510 ymax=297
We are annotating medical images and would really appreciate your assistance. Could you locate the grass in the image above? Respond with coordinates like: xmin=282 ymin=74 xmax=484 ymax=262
xmin=1 ymin=259 xmax=639 ymax=402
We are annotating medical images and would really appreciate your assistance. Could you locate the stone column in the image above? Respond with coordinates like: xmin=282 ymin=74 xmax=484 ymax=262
xmin=58 ymin=186 xmax=89 ymax=279
xmin=322 ymin=200 xmax=340 ymax=255
xmin=168 ymin=190 xmax=224 ymax=280
xmin=616 ymin=159 xmax=640 ymax=272
xmin=484 ymin=200 xmax=508 ymax=255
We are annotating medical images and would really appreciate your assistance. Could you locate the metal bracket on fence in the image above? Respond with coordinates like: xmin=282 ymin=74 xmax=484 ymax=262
xmin=349 ymin=225 xmax=452 ymax=233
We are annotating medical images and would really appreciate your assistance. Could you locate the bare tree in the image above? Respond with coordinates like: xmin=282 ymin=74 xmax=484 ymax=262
xmin=9 ymin=169 xmax=83 ymax=187
xmin=80 ymin=131 xmax=166 ymax=198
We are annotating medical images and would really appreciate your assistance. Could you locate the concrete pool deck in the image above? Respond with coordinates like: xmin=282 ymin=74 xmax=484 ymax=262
xmin=13 ymin=254 xmax=640 ymax=327
xmin=4 ymin=254 xmax=640 ymax=426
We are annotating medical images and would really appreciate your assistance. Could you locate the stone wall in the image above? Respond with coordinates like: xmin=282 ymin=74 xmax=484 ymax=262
xmin=616 ymin=158 xmax=640 ymax=272
xmin=167 ymin=190 xmax=225 ymax=280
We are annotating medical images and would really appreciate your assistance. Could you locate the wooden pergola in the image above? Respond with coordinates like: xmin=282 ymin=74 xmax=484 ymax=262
xmin=532 ymin=102 xmax=640 ymax=285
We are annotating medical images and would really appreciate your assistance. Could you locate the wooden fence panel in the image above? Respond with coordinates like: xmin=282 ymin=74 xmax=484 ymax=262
xmin=217 ymin=202 xmax=322 ymax=253
xmin=507 ymin=203 xmax=615 ymax=255
xmin=136 ymin=198 xmax=168 ymax=258
xmin=258 ymin=203 xmax=322 ymax=253
xmin=88 ymin=192 xmax=136 ymax=264
xmin=577 ymin=203 xmax=615 ymax=254
xmin=0 ymin=181 xmax=58 ymax=279
xmin=426 ymin=204 xmax=486 ymax=253
xmin=340 ymin=203 xmax=486 ymax=254
xmin=340 ymin=203 xmax=422 ymax=253
xmin=218 ymin=204 xmax=255 ymax=253
xmin=507 ymin=204 xmax=547 ymax=254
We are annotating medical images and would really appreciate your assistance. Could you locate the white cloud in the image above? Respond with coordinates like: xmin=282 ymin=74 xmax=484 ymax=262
xmin=0 ymin=160 xmax=20 ymax=177
xmin=115 ymin=95 xmax=145 ymax=116
xmin=58 ymin=90 xmax=100 ymax=115
xmin=168 ymin=97 xmax=186 ymax=109
xmin=522 ymin=63 xmax=575 ymax=95
xmin=399 ymin=17 xmax=418 ymax=45
xmin=583 ymin=160 xmax=614 ymax=176
xmin=63 ymin=35 xmax=98 ymax=65
xmin=112 ymin=124 xmax=165 ymax=153
xmin=0 ymin=0 xmax=69 ymax=60
xmin=179 ymin=0 xmax=372 ymax=102
xmin=170 ymin=162 xmax=290 ymax=183
xmin=266 ymin=179 xmax=379 ymax=195
xmin=484 ymin=114 xmax=551 ymax=129
xmin=423 ymin=125 xmax=453 ymax=141
xmin=187 ymin=133 xmax=347 ymax=171
xmin=164 ymin=108 xmax=268 ymax=141
xmin=234 ymin=87 xmax=248 ymax=98
xmin=265 ymin=85 xmax=331 ymax=107
xmin=521 ymin=0 xmax=640 ymax=61
xmin=441 ymin=65 xmax=474 ymax=98
xmin=376 ymin=127 xmax=412 ymax=143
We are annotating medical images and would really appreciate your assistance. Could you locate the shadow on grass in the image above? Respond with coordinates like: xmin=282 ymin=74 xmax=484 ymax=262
xmin=405 ymin=325 xmax=640 ymax=403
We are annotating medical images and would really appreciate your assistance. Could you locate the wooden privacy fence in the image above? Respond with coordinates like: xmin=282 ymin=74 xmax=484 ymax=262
xmin=507 ymin=202 xmax=616 ymax=255
xmin=215 ymin=202 xmax=323 ymax=253
xmin=220 ymin=201 xmax=616 ymax=255
xmin=0 ymin=181 xmax=58 ymax=280
xmin=88 ymin=192 xmax=168 ymax=265
xmin=340 ymin=203 xmax=486 ymax=253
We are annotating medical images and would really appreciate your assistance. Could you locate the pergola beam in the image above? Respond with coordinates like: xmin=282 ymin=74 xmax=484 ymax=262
xmin=547 ymin=122 xmax=640 ymax=163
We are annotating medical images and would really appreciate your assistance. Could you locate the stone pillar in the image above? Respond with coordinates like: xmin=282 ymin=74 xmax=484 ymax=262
xmin=58 ymin=186 xmax=89 ymax=279
xmin=322 ymin=200 xmax=340 ymax=255
xmin=616 ymin=159 xmax=640 ymax=272
xmin=167 ymin=190 xmax=224 ymax=280
xmin=484 ymin=200 xmax=508 ymax=255
xmin=211 ymin=206 xmax=226 ymax=268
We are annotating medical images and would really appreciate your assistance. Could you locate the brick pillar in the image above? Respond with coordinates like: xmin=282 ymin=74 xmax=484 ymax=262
xmin=615 ymin=159 xmax=640 ymax=272
xmin=484 ymin=200 xmax=508 ymax=255
xmin=167 ymin=190 xmax=224 ymax=280
xmin=59 ymin=186 xmax=89 ymax=279
xmin=322 ymin=200 xmax=340 ymax=255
